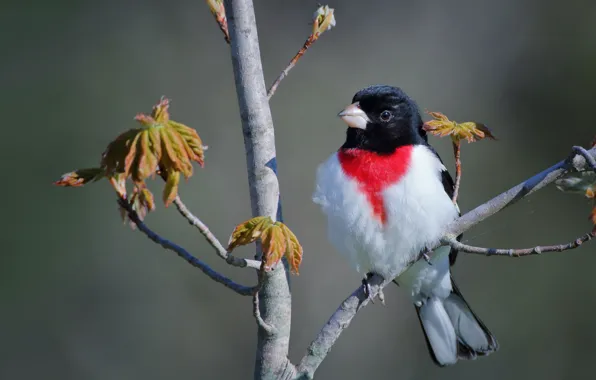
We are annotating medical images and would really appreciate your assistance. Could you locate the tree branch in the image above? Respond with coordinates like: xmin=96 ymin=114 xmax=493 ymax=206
xmin=443 ymin=232 xmax=596 ymax=257
xmin=172 ymin=196 xmax=261 ymax=269
xmin=267 ymin=5 xmax=335 ymax=99
xmin=118 ymin=198 xmax=256 ymax=296
xmin=223 ymin=1 xmax=294 ymax=378
xmin=447 ymin=146 xmax=596 ymax=238
xmin=295 ymin=274 xmax=385 ymax=379
xmin=267 ymin=35 xmax=315 ymax=99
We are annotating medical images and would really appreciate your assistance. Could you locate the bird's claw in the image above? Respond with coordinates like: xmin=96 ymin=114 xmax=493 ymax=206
xmin=377 ymin=288 xmax=386 ymax=305
xmin=362 ymin=273 xmax=385 ymax=305
xmin=362 ymin=277 xmax=373 ymax=302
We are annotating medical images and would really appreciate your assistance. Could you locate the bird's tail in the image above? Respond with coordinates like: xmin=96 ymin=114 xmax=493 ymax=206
xmin=415 ymin=278 xmax=499 ymax=366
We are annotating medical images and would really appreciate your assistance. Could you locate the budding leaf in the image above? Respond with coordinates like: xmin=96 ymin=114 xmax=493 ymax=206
xmin=169 ymin=120 xmax=205 ymax=167
xmin=227 ymin=216 xmax=274 ymax=252
xmin=312 ymin=5 xmax=336 ymax=37
xmin=423 ymin=112 xmax=496 ymax=143
xmin=227 ymin=217 xmax=304 ymax=274
xmin=122 ymin=184 xmax=156 ymax=228
xmin=54 ymin=168 xmax=104 ymax=187
xmin=205 ymin=0 xmax=230 ymax=43
xmin=55 ymin=97 xmax=206 ymax=220
xmin=163 ymin=170 xmax=180 ymax=207
xmin=261 ymin=224 xmax=287 ymax=270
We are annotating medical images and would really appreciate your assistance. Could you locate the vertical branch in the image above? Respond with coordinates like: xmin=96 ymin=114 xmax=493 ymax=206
xmin=452 ymin=139 xmax=461 ymax=203
xmin=223 ymin=1 xmax=295 ymax=379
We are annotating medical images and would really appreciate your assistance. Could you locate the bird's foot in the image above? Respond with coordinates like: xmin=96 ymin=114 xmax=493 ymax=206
xmin=362 ymin=273 xmax=385 ymax=305
xmin=377 ymin=288 xmax=385 ymax=305
xmin=421 ymin=249 xmax=433 ymax=265
xmin=361 ymin=275 xmax=373 ymax=301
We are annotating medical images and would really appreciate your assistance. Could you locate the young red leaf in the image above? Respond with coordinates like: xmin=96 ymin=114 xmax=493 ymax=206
xmin=57 ymin=97 xmax=205 ymax=220
xmin=101 ymin=129 xmax=139 ymax=174
xmin=129 ymin=184 xmax=156 ymax=225
xmin=280 ymin=223 xmax=303 ymax=274
xmin=54 ymin=168 xmax=104 ymax=187
xmin=227 ymin=216 xmax=274 ymax=252
xmin=148 ymin=127 xmax=162 ymax=159
xmin=169 ymin=120 xmax=205 ymax=167
xmin=162 ymin=170 xmax=180 ymax=207
xmin=261 ymin=224 xmax=287 ymax=270
xmin=108 ymin=173 xmax=127 ymax=198
xmin=424 ymin=112 xmax=496 ymax=143
xmin=457 ymin=122 xmax=496 ymax=142
xmin=123 ymin=132 xmax=141 ymax=176
xmin=134 ymin=131 xmax=159 ymax=182
xmin=163 ymin=127 xmax=193 ymax=179
xmin=151 ymin=97 xmax=170 ymax=123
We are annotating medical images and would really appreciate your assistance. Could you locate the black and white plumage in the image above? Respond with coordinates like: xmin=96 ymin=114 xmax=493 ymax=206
xmin=312 ymin=85 xmax=498 ymax=366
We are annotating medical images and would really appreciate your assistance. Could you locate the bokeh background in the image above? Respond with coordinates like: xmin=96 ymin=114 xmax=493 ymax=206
xmin=3 ymin=0 xmax=596 ymax=379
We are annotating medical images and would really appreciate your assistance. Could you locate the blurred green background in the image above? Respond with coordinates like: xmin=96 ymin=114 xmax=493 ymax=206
xmin=3 ymin=0 xmax=596 ymax=379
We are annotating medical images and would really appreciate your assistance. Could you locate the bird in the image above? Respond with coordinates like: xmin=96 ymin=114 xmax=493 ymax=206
xmin=312 ymin=85 xmax=498 ymax=366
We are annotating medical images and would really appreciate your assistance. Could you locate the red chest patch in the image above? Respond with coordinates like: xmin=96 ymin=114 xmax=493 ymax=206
xmin=337 ymin=146 xmax=413 ymax=224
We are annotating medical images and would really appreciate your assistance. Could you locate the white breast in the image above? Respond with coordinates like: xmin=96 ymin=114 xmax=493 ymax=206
xmin=312 ymin=145 xmax=458 ymax=282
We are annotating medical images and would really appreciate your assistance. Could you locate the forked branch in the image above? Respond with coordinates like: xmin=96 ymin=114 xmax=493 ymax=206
xmin=118 ymin=197 xmax=257 ymax=296
xmin=172 ymin=196 xmax=261 ymax=269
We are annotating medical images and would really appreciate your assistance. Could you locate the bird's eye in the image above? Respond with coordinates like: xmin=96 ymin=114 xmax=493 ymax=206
xmin=380 ymin=110 xmax=392 ymax=122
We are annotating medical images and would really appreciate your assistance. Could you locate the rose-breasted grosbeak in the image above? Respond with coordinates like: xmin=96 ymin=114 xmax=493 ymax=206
xmin=313 ymin=85 xmax=498 ymax=366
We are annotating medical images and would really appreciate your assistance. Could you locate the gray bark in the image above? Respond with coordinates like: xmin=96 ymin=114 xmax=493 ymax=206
xmin=223 ymin=1 xmax=295 ymax=379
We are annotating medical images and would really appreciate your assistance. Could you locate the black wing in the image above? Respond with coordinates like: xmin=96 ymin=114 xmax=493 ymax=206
xmin=425 ymin=144 xmax=463 ymax=266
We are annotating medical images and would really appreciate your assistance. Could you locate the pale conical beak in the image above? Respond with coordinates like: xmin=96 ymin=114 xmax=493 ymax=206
xmin=337 ymin=102 xmax=370 ymax=130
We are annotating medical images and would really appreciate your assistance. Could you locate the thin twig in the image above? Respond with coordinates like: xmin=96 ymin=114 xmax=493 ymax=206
xmin=172 ymin=196 xmax=261 ymax=269
xmin=252 ymin=266 xmax=276 ymax=334
xmin=253 ymin=292 xmax=276 ymax=334
xmin=267 ymin=35 xmax=316 ymax=99
xmin=267 ymin=5 xmax=335 ymax=100
xmin=118 ymin=198 xmax=257 ymax=296
xmin=443 ymin=232 xmax=596 ymax=257
xmin=452 ymin=139 xmax=462 ymax=203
